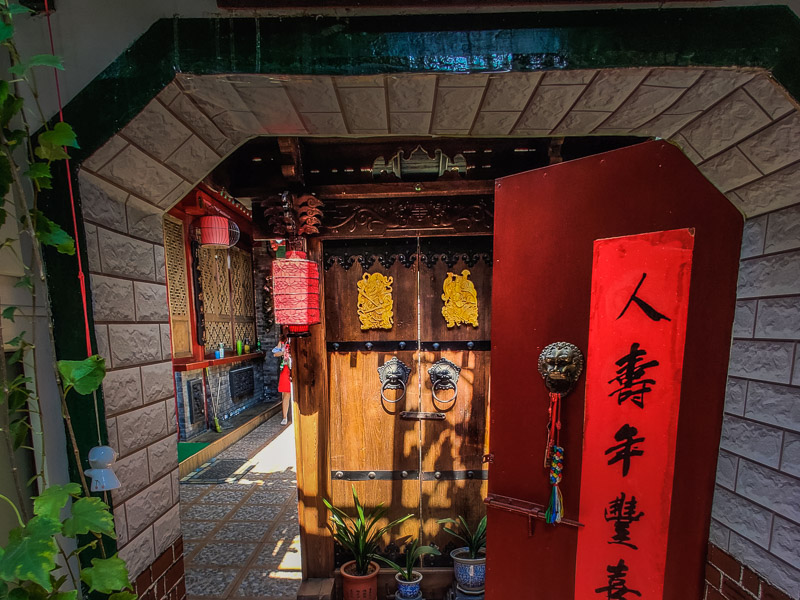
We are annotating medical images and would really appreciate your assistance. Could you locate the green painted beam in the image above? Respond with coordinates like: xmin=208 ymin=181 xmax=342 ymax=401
xmin=63 ymin=6 xmax=800 ymax=162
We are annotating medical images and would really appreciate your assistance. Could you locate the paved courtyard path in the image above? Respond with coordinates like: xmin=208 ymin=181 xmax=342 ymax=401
xmin=181 ymin=414 xmax=302 ymax=600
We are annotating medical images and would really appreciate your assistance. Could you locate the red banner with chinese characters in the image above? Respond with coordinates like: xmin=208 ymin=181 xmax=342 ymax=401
xmin=575 ymin=229 xmax=694 ymax=599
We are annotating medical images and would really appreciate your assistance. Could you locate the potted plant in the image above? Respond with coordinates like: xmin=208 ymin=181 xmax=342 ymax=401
xmin=377 ymin=537 xmax=441 ymax=599
xmin=438 ymin=515 xmax=487 ymax=595
xmin=324 ymin=486 xmax=413 ymax=600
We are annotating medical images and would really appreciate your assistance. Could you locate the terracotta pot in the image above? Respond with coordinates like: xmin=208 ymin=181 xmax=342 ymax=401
xmin=341 ymin=560 xmax=380 ymax=600
xmin=451 ymin=547 xmax=486 ymax=595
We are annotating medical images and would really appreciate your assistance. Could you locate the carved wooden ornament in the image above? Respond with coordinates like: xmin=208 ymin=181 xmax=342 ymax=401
xmin=441 ymin=269 xmax=479 ymax=328
xmin=357 ymin=272 xmax=394 ymax=330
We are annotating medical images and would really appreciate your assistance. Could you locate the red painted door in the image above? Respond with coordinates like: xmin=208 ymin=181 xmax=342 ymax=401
xmin=487 ymin=141 xmax=742 ymax=600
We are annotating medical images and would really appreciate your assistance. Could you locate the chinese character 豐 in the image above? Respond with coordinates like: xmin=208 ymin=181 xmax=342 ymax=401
xmin=604 ymin=492 xmax=645 ymax=549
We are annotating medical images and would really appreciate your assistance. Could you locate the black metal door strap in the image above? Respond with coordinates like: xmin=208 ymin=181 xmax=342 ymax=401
xmin=331 ymin=470 xmax=488 ymax=481
xmin=327 ymin=340 xmax=490 ymax=352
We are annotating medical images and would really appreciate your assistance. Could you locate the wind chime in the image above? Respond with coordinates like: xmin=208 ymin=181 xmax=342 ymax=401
xmin=267 ymin=191 xmax=324 ymax=336
xmin=537 ymin=341 xmax=584 ymax=524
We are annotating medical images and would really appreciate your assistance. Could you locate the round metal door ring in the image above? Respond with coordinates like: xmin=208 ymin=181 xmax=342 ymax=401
xmin=381 ymin=378 xmax=406 ymax=403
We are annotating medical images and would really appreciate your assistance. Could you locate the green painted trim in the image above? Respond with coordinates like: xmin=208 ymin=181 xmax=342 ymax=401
xmin=63 ymin=5 xmax=800 ymax=163
xmin=38 ymin=162 xmax=116 ymax=563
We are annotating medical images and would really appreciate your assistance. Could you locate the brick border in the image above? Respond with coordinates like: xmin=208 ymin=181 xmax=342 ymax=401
xmin=706 ymin=544 xmax=793 ymax=600
xmin=135 ymin=538 xmax=187 ymax=600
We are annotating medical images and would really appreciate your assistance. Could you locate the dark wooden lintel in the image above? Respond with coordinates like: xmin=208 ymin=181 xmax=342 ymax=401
xmin=309 ymin=180 xmax=495 ymax=200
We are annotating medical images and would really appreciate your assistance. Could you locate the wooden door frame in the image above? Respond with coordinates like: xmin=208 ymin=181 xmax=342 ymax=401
xmin=292 ymin=196 xmax=496 ymax=578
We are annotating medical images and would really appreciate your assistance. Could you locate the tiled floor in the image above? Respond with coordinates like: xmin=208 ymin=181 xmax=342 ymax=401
xmin=181 ymin=414 xmax=302 ymax=600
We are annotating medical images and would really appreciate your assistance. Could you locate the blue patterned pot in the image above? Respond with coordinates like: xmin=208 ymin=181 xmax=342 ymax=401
xmin=451 ymin=547 xmax=486 ymax=595
xmin=395 ymin=571 xmax=422 ymax=599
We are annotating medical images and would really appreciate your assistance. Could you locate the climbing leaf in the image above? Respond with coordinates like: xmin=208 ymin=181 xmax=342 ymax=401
xmin=8 ymin=4 xmax=34 ymax=14
xmin=0 ymin=22 xmax=14 ymax=44
xmin=2 ymin=306 xmax=17 ymax=322
xmin=8 ymin=55 xmax=64 ymax=75
xmin=30 ymin=210 xmax=74 ymax=255
xmin=56 ymin=355 xmax=105 ymax=395
xmin=62 ymin=497 xmax=115 ymax=538
xmin=0 ymin=95 xmax=23 ymax=128
xmin=80 ymin=557 xmax=131 ymax=594
xmin=0 ymin=516 xmax=61 ymax=590
xmin=33 ymin=484 xmax=80 ymax=521
xmin=0 ymin=154 xmax=13 ymax=198
xmin=38 ymin=122 xmax=78 ymax=149
xmin=24 ymin=163 xmax=51 ymax=190
xmin=108 ymin=591 xmax=137 ymax=600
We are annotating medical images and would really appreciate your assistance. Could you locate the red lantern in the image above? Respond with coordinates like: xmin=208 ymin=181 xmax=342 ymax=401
xmin=272 ymin=250 xmax=320 ymax=330
xmin=196 ymin=215 xmax=240 ymax=247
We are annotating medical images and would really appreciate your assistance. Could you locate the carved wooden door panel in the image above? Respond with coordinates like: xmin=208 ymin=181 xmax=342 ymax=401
xmin=418 ymin=237 xmax=492 ymax=557
xmin=324 ymin=236 xmax=492 ymax=563
xmin=325 ymin=238 xmax=422 ymax=553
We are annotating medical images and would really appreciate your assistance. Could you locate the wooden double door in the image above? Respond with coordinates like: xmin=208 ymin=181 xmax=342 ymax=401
xmin=324 ymin=236 xmax=491 ymax=562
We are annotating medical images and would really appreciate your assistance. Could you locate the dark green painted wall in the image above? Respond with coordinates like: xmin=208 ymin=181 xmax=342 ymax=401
xmin=65 ymin=6 xmax=800 ymax=162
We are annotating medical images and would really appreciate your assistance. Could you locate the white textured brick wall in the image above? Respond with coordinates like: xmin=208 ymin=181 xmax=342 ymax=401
xmin=712 ymin=200 xmax=800 ymax=597
xmin=76 ymin=67 xmax=800 ymax=592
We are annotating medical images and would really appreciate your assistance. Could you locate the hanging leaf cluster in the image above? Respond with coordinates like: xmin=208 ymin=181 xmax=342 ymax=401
xmin=0 ymin=483 xmax=132 ymax=600
xmin=0 ymin=5 xmax=133 ymax=600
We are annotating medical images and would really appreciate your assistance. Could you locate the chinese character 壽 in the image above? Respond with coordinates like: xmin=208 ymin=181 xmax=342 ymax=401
xmin=608 ymin=342 xmax=659 ymax=408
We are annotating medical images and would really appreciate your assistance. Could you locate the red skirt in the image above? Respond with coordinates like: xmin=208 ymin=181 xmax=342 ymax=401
xmin=278 ymin=364 xmax=291 ymax=393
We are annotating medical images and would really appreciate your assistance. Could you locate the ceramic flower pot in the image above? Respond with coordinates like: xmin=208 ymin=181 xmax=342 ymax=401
xmin=341 ymin=560 xmax=380 ymax=600
xmin=395 ymin=571 xmax=422 ymax=599
xmin=450 ymin=547 xmax=486 ymax=595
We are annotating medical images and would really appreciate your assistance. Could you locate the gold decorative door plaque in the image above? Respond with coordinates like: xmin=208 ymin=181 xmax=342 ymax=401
xmin=441 ymin=269 xmax=479 ymax=328
xmin=357 ymin=272 xmax=394 ymax=330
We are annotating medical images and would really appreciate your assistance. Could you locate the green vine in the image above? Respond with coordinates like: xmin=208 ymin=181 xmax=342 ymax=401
xmin=0 ymin=3 xmax=136 ymax=600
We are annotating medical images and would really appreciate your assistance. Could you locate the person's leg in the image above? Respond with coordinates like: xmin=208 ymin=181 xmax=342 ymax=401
xmin=281 ymin=391 xmax=290 ymax=425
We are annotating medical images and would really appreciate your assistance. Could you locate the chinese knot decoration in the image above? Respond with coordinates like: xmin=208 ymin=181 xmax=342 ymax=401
xmin=272 ymin=250 xmax=321 ymax=328
xmin=537 ymin=341 xmax=584 ymax=524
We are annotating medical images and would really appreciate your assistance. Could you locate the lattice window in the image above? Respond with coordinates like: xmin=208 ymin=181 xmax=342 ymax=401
xmin=163 ymin=217 xmax=193 ymax=358
xmin=196 ymin=245 xmax=256 ymax=352
xmin=231 ymin=248 xmax=255 ymax=317
xmin=234 ymin=322 xmax=256 ymax=346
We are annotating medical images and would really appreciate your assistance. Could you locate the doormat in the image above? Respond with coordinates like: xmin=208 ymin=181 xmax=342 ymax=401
xmin=181 ymin=459 xmax=254 ymax=484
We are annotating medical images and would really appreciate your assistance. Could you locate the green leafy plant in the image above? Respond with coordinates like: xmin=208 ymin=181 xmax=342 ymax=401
xmin=0 ymin=3 xmax=136 ymax=600
xmin=376 ymin=537 xmax=440 ymax=582
xmin=437 ymin=515 xmax=487 ymax=559
xmin=323 ymin=486 xmax=413 ymax=576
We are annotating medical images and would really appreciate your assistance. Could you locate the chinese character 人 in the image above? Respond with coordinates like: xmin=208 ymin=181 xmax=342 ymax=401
xmin=608 ymin=342 xmax=659 ymax=408
xmin=617 ymin=273 xmax=671 ymax=322
xmin=605 ymin=424 xmax=645 ymax=477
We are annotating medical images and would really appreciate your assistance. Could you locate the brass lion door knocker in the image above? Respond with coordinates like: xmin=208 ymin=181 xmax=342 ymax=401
xmin=538 ymin=341 xmax=584 ymax=524
xmin=377 ymin=357 xmax=411 ymax=404
xmin=428 ymin=358 xmax=461 ymax=405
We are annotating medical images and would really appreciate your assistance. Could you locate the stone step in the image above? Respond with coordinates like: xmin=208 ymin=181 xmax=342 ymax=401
xmin=297 ymin=578 xmax=334 ymax=600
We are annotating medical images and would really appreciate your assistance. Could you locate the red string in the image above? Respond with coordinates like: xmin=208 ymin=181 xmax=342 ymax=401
xmin=43 ymin=0 xmax=93 ymax=358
